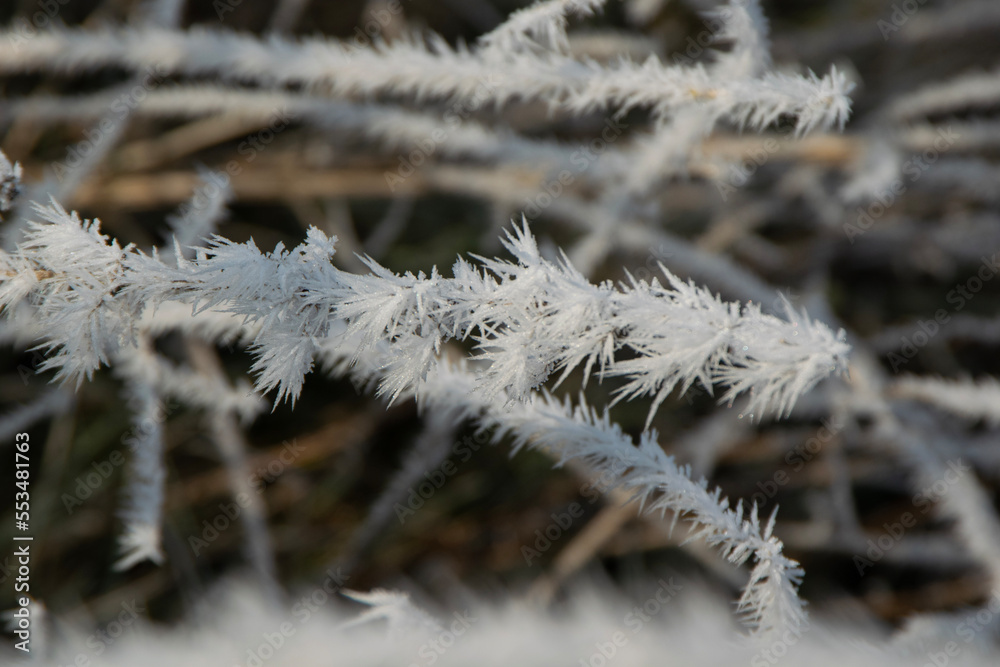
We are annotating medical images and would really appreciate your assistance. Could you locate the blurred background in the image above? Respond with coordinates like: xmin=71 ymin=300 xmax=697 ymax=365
xmin=1 ymin=0 xmax=1000 ymax=645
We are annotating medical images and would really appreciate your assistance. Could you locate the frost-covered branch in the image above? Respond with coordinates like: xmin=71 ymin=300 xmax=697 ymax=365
xmin=122 ymin=221 xmax=848 ymax=422
xmin=0 ymin=7 xmax=851 ymax=135
xmin=848 ymin=355 xmax=1000 ymax=590
xmin=886 ymin=65 xmax=1000 ymax=122
xmin=114 ymin=341 xmax=167 ymax=571
xmin=0 ymin=197 xmax=849 ymax=596
xmin=338 ymin=405 xmax=461 ymax=575
xmin=0 ymin=204 xmax=849 ymax=421
xmin=476 ymin=387 xmax=808 ymax=636
xmin=0 ymin=388 xmax=72 ymax=443
xmin=891 ymin=375 xmax=1000 ymax=428
xmin=478 ymin=0 xmax=608 ymax=54
xmin=325 ymin=350 xmax=810 ymax=638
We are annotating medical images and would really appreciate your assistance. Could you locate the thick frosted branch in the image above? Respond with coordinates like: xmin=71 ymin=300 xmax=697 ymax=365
xmin=116 ymin=221 xmax=849 ymax=422
xmin=0 ymin=204 xmax=850 ymax=422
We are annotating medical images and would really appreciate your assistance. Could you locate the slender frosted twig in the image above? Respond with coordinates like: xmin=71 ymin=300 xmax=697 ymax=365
xmin=890 ymin=375 xmax=1000 ymax=428
xmin=114 ymin=341 xmax=168 ymax=570
xmin=0 ymin=25 xmax=851 ymax=133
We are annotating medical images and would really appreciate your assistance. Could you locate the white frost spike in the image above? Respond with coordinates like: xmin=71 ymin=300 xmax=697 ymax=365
xmin=340 ymin=589 xmax=443 ymax=638
xmin=479 ymin=0 xmax=608 ymax=54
